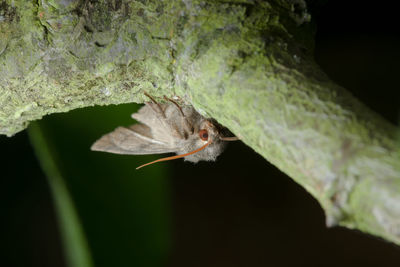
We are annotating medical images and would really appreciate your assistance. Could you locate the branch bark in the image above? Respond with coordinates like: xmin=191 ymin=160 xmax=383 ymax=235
xmin=1 ymin=0 xmax=400 ymax=244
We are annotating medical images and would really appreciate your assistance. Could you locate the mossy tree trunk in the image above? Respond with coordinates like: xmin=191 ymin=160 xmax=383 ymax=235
xmin=1 ymin=0 xmax=400 ymax=244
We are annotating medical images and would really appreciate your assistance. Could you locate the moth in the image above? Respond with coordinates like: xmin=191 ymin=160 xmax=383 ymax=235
xmin=91 ymin=94 xmax=238 ymax=169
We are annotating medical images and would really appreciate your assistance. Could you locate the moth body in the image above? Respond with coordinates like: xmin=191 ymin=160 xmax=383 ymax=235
xmin=91 ymin=100 xmax=229 ymax=167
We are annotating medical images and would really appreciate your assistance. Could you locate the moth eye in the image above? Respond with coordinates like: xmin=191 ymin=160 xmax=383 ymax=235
xmin=199 ymin=129 xmax=209 ymax=141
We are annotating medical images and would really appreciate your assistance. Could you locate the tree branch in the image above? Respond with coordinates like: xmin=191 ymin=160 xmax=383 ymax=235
xmin=1 ymin=0 xmax=399 ymax=244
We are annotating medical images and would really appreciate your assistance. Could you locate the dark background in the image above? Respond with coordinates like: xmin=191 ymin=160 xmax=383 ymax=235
xmin=1 ymin=1 xmax=400 ymax=266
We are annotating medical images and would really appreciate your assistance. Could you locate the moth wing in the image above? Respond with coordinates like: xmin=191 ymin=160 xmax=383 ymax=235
xmin=91 ymin=124 xmax=176 ymax=155
xmin=132 ymin=103 xmax=186 ymax=144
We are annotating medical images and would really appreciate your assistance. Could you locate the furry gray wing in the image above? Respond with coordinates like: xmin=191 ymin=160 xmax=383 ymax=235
xmin=91 ymin=124 xmax=176 ymax=155
xmin=131 ymin=103 xmax=185 ymax=143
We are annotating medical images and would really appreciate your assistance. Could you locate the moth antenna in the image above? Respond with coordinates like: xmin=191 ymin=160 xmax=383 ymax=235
xmin=144 ymin=91 xmax=166 ymax=118
xmin=220 ymin=136 xmax=240 ymax=141
xmin=164 ymin=95 xmax=194 ymax=136
xmin=163 ymin=96 xmax=185 ymax=117
xmin=136 ymin=139 xmax=212 ymax=170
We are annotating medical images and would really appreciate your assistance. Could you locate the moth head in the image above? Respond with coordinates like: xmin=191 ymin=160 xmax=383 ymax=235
xmin=196 ymin=120 xmax=239 ymax=142
xmin=181 ymin=120 xmax=226 ymax=163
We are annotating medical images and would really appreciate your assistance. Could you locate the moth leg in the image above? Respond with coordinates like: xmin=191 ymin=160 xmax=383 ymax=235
xmin=144 ymin=91 xmax=166 ymax=118
xmin=163 ymin=96 xmax=194 ymax=137
xmin=220 ymin=136 xmax=240 ymax=141
xmin=163 ymin=96 xmax=184 ymax=116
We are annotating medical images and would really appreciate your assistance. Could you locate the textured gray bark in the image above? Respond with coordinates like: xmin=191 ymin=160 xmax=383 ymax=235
xmin=1 ymin=0 xmax=400 ymax=244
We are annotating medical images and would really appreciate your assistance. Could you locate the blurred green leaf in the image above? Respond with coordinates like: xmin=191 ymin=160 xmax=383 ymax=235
xmin=28 ymin=123 xmax=94 ymax=267
xmin=28 ymin=104 xmax=171 ymax=267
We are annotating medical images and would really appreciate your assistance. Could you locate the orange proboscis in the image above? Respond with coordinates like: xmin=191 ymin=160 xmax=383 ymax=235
xmin=136 ymin=139 xmax=212 ymax=170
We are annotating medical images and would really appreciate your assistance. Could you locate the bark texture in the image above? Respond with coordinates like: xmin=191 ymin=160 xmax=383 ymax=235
xmin=1 ymin=0 xmax=400 ymax=244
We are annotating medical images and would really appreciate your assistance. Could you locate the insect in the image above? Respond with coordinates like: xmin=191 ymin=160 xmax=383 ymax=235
xmin=91 ymin=93 xmax=238 ymax=169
